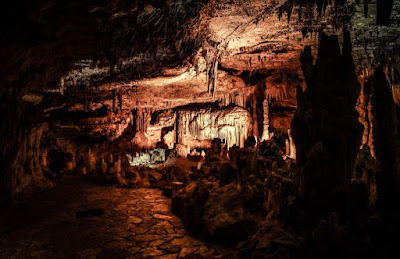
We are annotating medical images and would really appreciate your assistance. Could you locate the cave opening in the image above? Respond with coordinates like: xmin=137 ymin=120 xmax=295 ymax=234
xmin=1 ymin=0 xmax=400 ymax=258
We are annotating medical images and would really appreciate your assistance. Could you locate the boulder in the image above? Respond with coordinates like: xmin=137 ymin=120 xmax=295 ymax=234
xmin=232 ymin=147 xmax=258 ymax=180
xmin=172 ymin=180 xmax=214 ymax=230
xmin=238 ymin=222 xmax=301 ymax=258
xmin=215 ymin=162 xmax=239 ymax=187
xmin=203 ymin=183 xmax=258 ymax=242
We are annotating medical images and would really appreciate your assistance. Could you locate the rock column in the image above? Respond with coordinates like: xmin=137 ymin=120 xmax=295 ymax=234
xmin=292 ymin=32 xmax=363 ymax=225
xmin=261 ymin=99 xmax=270 ymax=141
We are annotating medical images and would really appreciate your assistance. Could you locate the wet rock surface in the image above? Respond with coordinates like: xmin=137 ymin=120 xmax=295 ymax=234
xmin=0 ymin=177 xmax=225 ymax=258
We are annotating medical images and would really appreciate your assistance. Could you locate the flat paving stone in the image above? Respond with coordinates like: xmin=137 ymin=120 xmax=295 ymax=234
xmin=0 ymin=177 xmax=226 ymax=258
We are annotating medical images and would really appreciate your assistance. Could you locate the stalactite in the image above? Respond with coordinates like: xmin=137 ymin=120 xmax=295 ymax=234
xmin=131 ymin=109 xmax=137 ymax=130
xmin=213 ymin=60 xmax=218 ymax=97
xmin=205 ymin=47 xmax=219 ymax=96
xmin=173 ymin=106 xmax=252 ymax=155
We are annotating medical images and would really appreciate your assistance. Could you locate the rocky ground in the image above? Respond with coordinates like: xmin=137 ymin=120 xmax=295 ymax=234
xmin=0 ymin=177 xmax=228 ymax=258
xmin=0 ymin=137 xmax=385 ymax=258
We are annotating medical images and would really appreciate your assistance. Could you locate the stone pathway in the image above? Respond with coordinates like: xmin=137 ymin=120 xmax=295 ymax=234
xmin=0 ymin=177 xmax=224 ymax=258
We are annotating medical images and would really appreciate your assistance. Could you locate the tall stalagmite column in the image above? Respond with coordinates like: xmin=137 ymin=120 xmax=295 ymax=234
xmin=370 ymin=67 xmax=400 ymax=219
xmin=292 ymin=31 xmax=363 ymax=225
xmin=252 ymin=96 xmax=259 ymax=140
xmin=261 ymin=98 xmax=270 ymax=141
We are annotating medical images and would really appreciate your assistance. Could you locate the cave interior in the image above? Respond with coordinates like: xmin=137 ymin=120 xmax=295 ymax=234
xmin=1 ymin=0 xmax=400 ymax=258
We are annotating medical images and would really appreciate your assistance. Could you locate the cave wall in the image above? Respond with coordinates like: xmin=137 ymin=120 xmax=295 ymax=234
xmin=176 ymin=106 xmax=253 ymax=151
xmin=0 ymin=0 xmax=208 ymax=204
xmin=133 ymin=105 xmax=253 ymax=153
xmin=1 ymin=0 xmax=400 ymax=205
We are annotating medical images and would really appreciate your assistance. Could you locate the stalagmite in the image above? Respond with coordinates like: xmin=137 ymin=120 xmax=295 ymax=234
xmin=3 ymin=0 xmax=400 ymax=257
xmin=261 ymin=99 xmax=270 ymax=141
xmin=285 ymin=138 xmax=290 ymax=156
xmin=288 ymin=129 xmax=296 ymax=159
xmin=371 ymin=67 xmax=400 ymax=220
xmin=251 ymin=95 xmax=259 ymax=140
xmin=293 ymin=32 xmax=363 ymax=224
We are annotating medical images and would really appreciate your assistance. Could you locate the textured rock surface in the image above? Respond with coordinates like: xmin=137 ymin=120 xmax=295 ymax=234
xmin=171 ymin=141 xmax=296 ymax=243
xmin=1 ymin=6 xmax=400 ymax=259
xmin=172 ymin=180 xmax=214 ymax=230
xmin=135 ymin=105 xmax=253 ymax=152
xmin=0 ymin=0 xmax=361 ymax=201
xmin=237 ymin=223 xmax=302 ymax=258
xmin=292 ymin=32 xmax=363 ymax=224
xmin=203 ymin=182 xmax=258 ymax=242
xmin=370 ymin=68 xmax=400 ymax=219
xmin=176 ymin=106 xmax=253 ymax=151
xmin=0 ymin=177 xmax=225 ymax=258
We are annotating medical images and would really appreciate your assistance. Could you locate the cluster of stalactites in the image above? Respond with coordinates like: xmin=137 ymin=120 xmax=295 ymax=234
xmin=127 ymin=149 xmax=166 ymax=166
xmin=176 ymin=107 xmax=252 ymax=149
xmin=264 ymin=86 xmax=288 ymax=103
xmin=131 ymin=107 xmax=155 ymax=133
xmin=216 ymin=92 xmax=247 ymax=107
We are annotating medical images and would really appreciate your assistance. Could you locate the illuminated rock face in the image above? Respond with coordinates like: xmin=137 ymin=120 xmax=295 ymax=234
xmin=261 ymin=99 xmax=270 ymax=141
xmin=127 ymin=149 xmax=166 ymax=166
xmin=177 ymin=106 xmax=253 ymax=150
xmin=2 ymin=0 xmax=400 ymax=206
xmin=370 ymin=68 xmax=400 ymax=219
xmin=133 ymin=105 xmax=253 ymax=155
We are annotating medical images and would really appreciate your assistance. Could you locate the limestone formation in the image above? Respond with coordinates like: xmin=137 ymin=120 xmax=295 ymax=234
xmin=1 ymin=0 xmax=400 ymax=258
xmin=293 ymin=32 xmax=363 ymax=224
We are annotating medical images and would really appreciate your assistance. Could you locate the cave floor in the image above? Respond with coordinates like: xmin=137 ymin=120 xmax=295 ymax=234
xmin=0 ymin=177 xmax=225 ymax=258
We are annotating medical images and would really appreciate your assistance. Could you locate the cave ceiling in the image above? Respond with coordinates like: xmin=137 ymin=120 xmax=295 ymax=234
xmin=2 ymin=0 xmax=400 ymax=142
xmin=4 ymin=0 xmax=322 ymax=140
xmin=1 ymin=0 xmax=400 ymax=209
xmin=7 ymin=0 xmax=330 ymax=105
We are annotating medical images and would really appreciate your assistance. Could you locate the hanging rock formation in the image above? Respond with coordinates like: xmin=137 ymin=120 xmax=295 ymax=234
xmin=177 ymin=106 xmax=253 ymax=151
xmin=135 ymin=105 xmax=253 ymax=154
